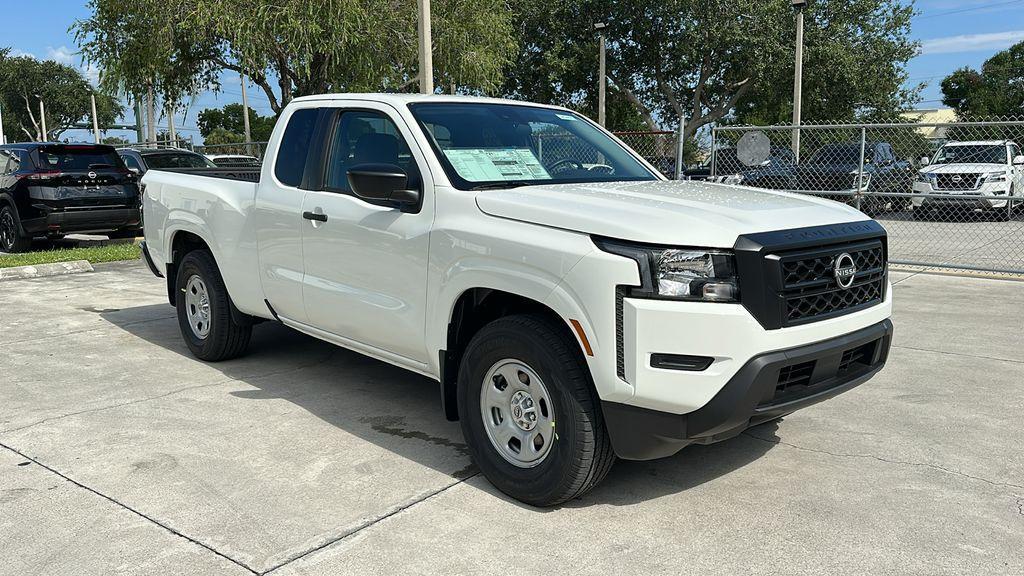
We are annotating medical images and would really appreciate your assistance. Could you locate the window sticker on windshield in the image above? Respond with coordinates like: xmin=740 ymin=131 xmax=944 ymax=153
xmin=443 ymin=148 xmax=551 ymax=182
xmin=555 ymin=113 xmax=577 ymax=121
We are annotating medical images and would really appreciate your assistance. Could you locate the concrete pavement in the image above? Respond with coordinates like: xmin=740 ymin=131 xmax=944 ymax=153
xmin=1 ymin=262 xmax=1021 ymax=575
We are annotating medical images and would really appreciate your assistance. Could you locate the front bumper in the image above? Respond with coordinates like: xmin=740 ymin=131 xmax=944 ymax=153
xmin=911 ymin=181 xmax=1011 ymax=209
xmin=603 ymin=318 xmax=893 ymax=460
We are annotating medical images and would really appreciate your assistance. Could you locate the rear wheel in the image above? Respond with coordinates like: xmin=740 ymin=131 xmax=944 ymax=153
xmin=0 ymin=205 xmax=31 ymax=253
xmin=457 ymin=315 xmax=615 ymax=507
xmin=175 ymin=250 xmax=252 ymax=361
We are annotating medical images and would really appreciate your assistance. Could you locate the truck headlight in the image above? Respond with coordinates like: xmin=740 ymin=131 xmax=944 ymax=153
xmin=984 ymin=171 xmax=1007 ymax=183
xmin=594 ymin=239 xmax=740 ymax=302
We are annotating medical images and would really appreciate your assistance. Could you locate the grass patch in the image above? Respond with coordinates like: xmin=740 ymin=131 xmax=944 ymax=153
xmin=0 ymin=243 xmax=141 ymax=269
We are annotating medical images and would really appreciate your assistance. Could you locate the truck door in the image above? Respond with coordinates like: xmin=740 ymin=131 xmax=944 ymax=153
xmin=299 ymin=105 xmax=434 ymax=365
xmin=254 ymin=106 xmax=322 ymax=323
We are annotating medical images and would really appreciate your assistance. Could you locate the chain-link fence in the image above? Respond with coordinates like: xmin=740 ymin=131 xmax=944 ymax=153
xmin=614 ymin=131 xmax=679 ymax=176
xmin=707 ymin=121 xmax=1024 ymax=276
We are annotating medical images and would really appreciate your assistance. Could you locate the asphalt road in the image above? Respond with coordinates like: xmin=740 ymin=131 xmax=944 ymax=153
xmin=1 ymin=261 xmax=1022 ymax=575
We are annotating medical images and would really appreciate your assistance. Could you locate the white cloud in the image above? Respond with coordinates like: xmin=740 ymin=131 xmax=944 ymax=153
xmin=45 ymin=45 xmax=76 ymax=65
xmin=8 ymin=48 xmax=35 ymax=58
xmin=82 ymin=62 xmax=101 ymax=86
xmin=920 ymin=30 xmax=1024 ymax=55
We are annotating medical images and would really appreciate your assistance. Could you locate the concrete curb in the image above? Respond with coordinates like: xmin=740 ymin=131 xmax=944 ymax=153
xmin=0 ymin=260 xmax=95 ymax=282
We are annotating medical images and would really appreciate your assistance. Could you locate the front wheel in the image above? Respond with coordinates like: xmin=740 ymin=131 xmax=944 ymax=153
xmin=457 ymin=315 xmax=615 ymax=507
xmin=175 ymin=250 xmax=252 ymax=361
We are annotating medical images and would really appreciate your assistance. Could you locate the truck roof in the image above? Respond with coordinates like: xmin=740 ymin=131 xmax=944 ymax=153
xmin=290 ymin=93 xmax=568 ymax=111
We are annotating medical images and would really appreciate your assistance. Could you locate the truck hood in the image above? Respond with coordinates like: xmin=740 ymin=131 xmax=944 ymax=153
xmin=920 ymin=163 xmax=1006 ymax=174
xmin=474 ymin=180 xmax=870 ymax=247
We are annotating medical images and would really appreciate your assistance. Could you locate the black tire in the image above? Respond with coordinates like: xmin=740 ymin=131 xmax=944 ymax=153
xmin=174 ymin=250 xmax=252 ymax=361
xmin=0 ymin=205 xmax=31 ymax=253
xmin=457 ymin=314 xmax=615 ymax=507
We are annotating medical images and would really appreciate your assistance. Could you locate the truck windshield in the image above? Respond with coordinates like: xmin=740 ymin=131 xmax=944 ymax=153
xmin=933 ymin=145 xmax=1006 ymax=165
xmin=408 ymin=102 xmax=658 ymax=190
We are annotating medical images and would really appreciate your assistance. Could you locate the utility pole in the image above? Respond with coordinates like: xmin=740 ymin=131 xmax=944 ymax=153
xmin=240 ymin=73 xmax=252 ymax=143
xmin=594 ymin=22 xmax=608 ymax=127
xmin=146 ymin=81 xmax=156 ymax=144
xmin=791 ymin=0 xmax=807 ymax=160
xmin=38 ymin=99 xmax=48 ymax=142
xmin=167 ymin=104 xmax=176 ymax=146
xmin=417 ymin=0 xmax=433 ymax=94
xmin=90 ymin=93 xmax=101 ymax=143
xmin=134 ymin=97 xmax=145 ymax=144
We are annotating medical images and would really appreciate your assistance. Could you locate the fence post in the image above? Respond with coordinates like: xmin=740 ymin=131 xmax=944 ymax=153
xmin=709 ymin=126 xmax=718 ymax=178
xmin=856 ymin=127 xmax=867 ymax=211
xmin=674 ymin=119 xmax=685 ymax=180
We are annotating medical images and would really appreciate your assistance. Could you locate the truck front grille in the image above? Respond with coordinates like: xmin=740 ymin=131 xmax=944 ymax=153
xmin=777 ymin=241 xmax=886 ymax=326
xmin=934 ymin=173 xmax=981 ymax=191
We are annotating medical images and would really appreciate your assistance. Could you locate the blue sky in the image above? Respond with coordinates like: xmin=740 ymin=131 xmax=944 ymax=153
xmin=2 ymin=0 xmax=1023 ymax=143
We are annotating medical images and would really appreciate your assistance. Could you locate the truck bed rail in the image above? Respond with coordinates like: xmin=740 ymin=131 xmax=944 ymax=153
xmin=151 ymin=167 xmax=261 ymax=183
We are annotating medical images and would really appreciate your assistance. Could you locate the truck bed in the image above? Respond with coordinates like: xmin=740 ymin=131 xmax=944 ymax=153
xmin=154 ymin=167 xmax=261 ymax=183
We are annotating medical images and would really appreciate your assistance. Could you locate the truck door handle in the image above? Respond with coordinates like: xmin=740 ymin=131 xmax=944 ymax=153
xmin=302 ymin=211 xmax=328 ymax=222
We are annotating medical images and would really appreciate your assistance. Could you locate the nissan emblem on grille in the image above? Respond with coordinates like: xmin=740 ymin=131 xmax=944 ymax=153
xmin=88 ymin=171 xmax=97 ymax=179
xmin=834 ymin=253 xmax=857 ymax=289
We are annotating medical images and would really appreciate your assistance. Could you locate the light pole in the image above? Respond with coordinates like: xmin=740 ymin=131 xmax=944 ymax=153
xmin=594 ymin=22 xmax=608 ymax=127
xmin=417 ymin=0 xmax=434 ymax=94
xmin=91 ymin=93 xmax=101 ymax=143
xmin=0 ymin=102 xmax=6 ymax=145
xmin=240 ymin=73 xmax=252 ymax=143
xmin=791 ymin=0 xmax=807 ymax=160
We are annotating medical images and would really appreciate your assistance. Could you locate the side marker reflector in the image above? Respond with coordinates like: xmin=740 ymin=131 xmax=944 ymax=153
xmin=569 ymin=319 xmax=593 ymax=357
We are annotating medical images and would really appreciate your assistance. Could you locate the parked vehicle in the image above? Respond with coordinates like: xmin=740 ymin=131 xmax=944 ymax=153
xmin=0 ymin=143 xmax=141 ymax=252
xmin=140 ymin=95 xmax=893 ymax=506
xmin=685 ymin=146 xmax=796 ymax=189
xmin=913 ymin=140 xmax=1024 ymax=221
xmin=117 ymin=148 xmax=217 ymax=176
xmin=206 ymin=154 xmax=262 ymax=168
xmin=793 ymin=142 xmax=913 ymax=214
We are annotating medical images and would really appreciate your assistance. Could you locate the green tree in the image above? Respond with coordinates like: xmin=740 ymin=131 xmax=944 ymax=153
xmin=74 ymin=0 xmax=516 ymax=115
xmin=202 ymin=127 xmax=245 ymax=146
xmin=198 ymin=103 xmax=276 ymax=141
xmin=101 ymin=135 xmax=129 ymax=145
xmin=504 ymin=0 xmax=919 ymax=136
xmin=0 ymin=49 xmax=123 ymax=141
xmin=941 ymin=41 xmax=1024 ymax=118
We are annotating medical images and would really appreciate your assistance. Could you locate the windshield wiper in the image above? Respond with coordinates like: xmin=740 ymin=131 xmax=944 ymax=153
xmin=469 ymin=181 xmax=533 ymax=191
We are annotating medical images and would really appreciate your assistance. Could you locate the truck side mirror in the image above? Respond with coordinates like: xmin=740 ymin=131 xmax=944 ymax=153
xmin=919 ymin=156 xmax=930 ymax=166
xmin=347 ymin=163 xmax=420 ymax=209
xmin=1013 ymin=155 xmax=1024 ymax=166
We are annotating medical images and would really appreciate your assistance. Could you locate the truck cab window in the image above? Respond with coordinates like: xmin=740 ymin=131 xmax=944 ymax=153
xmin=324 ymin=110 xmax=421 ymax=193
xmin=275 ymin=108 xmax=319 ymax=187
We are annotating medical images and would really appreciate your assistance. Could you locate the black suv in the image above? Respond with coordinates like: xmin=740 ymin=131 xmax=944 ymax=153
xmin=117 ymin=148 xmax=217 ymax=176
xmin=0 ymin=143 xmax=141 ymax=252
xmin=793 ymin=141 xmax=913 ymax=213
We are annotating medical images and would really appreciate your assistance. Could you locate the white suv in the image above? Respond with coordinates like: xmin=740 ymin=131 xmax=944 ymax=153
xmin=913 ymin=140 xmax=1024 ymax=220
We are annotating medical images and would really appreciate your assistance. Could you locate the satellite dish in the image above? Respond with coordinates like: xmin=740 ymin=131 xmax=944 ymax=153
xmin=736 ymin=131 xmax=771 ymax=167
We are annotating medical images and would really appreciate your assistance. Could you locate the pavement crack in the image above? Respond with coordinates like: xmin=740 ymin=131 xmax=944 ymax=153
xmin=0 ymin=381 xmax=229 ymax=435
xmin=262 ymin=472 xmax=480 ymax=575
xmin=890 ymin=344 xmax=1024 ymax=366
xmin=0 ymin=441 xmax=259 ymax=575
xmin=1017 ymin=498 xmax=1024 ymax=517
xmin=743 ymin=431 xmax=1024 ymax=491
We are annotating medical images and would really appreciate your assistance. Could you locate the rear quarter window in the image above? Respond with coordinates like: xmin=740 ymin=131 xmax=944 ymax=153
xmin=275 ymin=108 xmax=320 ymax=187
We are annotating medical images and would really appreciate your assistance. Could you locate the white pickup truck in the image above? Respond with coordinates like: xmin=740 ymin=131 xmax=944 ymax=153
xmin=141 ymin=94 xmax=893 ymax=506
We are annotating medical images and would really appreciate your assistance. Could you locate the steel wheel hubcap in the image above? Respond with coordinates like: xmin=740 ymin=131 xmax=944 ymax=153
xmin=184 ymin=274 xmax=211 ymax=339
xmin=480 ymin=359 xmax=554 ymax=468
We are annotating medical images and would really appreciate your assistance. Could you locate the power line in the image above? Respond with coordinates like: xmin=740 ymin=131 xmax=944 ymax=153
xmin=915 ymin=0 xmax=1024 ymax=20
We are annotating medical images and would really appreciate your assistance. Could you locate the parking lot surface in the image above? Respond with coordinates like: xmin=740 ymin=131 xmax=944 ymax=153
xmin=1 ymin=261 xmax=1022 ymax=575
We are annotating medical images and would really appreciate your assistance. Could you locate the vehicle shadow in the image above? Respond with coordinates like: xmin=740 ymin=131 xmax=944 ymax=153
xmin=100 ymin=304 xmax=778 ymax=508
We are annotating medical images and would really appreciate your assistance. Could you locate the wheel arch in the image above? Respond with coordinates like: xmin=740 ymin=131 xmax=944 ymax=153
xmin=438 ymin=287 xmax=595 ymax=421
